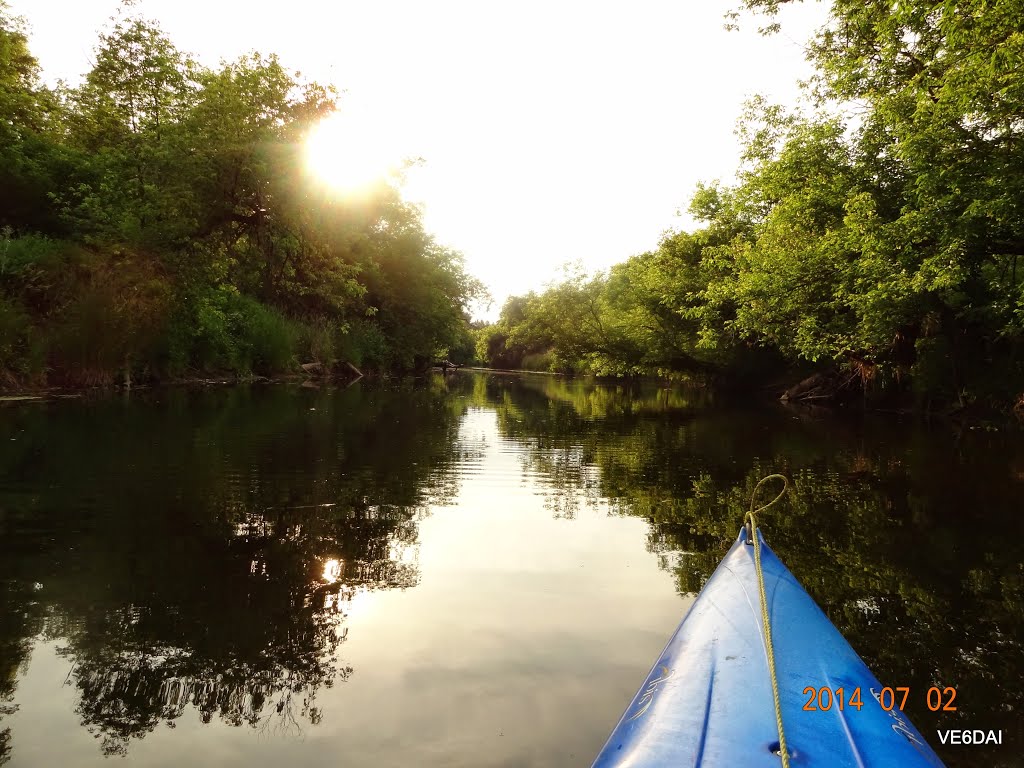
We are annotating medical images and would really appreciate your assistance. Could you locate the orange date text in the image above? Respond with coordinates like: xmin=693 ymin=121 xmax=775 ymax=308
xmin=801 ymin=686 xmax=957 ymax=713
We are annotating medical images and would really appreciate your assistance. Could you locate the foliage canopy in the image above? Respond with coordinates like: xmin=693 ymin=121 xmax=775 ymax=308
xmin=0 ymin=4 xmax=482 ymax=384
xmin=477 ymin=0 xmax=1024 ymax=411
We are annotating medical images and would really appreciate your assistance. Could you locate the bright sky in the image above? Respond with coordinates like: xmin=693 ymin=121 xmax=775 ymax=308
xmin=10 ymin=0 xmax=830 ymax=319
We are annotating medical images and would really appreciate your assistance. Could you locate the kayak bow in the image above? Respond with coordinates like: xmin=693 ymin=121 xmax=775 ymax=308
xmin=592 ymin=527 xmax=946 ymax=767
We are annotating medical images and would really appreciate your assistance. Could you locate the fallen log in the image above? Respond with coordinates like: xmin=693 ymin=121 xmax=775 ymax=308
xmin=780 ymin=368 xmax=860 ymax=403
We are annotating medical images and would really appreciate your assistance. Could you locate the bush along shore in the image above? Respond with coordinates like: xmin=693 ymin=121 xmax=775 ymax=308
xmin=0 ymin=5 xmax=482 ymax=391
xmin=4 ymin=1 xmax=1023 ymax=421
xmin=470 ymin=0 xmax=1024 ymax=420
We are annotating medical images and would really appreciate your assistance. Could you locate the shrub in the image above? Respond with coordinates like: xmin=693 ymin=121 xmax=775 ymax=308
xmin=227 ymin=294 xmax=296 ymax=375
xmin=49 ymin=250 xmax=172 ymax=386
xmin=0 ymin=232 xmax=66 ymax=276
xmin=521 ymin=350 xmax=555 ymax=372
xmin=296 ymin=315 xmax=339 ymax=363
xmin=0 ymin=234 xmax=85 ymax=316
xmin=0 ymin=296 xmax=38 ymax=384
xmin=337 ymin=319 xmax=389 ymax=370
xmin=911 ymin=336 xmax=956 ymax=407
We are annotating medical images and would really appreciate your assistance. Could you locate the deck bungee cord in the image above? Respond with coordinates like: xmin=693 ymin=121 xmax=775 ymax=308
xmin=744 ymin=474 xmax=791 ymax=768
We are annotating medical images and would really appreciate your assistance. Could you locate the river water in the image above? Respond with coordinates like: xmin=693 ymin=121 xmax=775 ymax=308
xmin=0 ymin=373 xmax=1021 ymax=767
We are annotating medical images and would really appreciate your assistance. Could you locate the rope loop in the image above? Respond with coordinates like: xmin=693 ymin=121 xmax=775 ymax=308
xmin=744 ymin=473 xmax=789 ymax=543
xmin=744 ymin=473 xmax=791 ymax=767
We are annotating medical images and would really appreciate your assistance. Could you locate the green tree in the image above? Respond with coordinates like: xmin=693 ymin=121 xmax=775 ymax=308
xmin=64 ymin=12 xmax=198 ymax=243
xmin=0 ymin=2 xmax=66 ymax=233
xmin=730 ymin=0 xmax=1024 ymax=404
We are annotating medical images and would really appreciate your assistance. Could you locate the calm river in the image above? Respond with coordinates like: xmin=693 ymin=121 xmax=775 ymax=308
xmin=1 ymin=373 xmax=1021 ymax=767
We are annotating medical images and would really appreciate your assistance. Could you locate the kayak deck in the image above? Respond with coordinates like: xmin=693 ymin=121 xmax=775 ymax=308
xmin=592 ymin=528 xmax=945 ymax=767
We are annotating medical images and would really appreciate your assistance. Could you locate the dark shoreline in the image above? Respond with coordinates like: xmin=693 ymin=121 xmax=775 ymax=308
xmin=3 ymin=368 xmax=1022 ymax=431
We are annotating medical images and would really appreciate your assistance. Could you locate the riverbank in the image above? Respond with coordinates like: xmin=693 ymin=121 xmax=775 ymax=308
xmin=4 ymin=366 xmax=1022 ymax=431
xmin=0 ymin=371 xmax=357 ymax=401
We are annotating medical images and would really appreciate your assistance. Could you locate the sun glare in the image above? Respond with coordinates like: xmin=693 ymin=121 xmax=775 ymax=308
xmin=322 ymin=558 xmax=343 ymax=584
xmin=305 ymin=110 xmax=403 ymax=195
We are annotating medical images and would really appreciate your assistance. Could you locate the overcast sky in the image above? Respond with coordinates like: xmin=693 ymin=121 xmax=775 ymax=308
xmin=10 ymin=0 xmax=830 ymax=318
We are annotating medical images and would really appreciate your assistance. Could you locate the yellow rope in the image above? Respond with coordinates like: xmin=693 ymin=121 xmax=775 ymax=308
xmin=744 ymin=474 xmax=791 ymax=767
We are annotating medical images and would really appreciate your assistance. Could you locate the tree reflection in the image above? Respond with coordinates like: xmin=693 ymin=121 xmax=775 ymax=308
xmin=1 ymin=374 xmax=1021 ymax=768
xmin=0 ymin=579 xmax=42 ymax=766
xmin=0 ymin=381 xmax=473 ymax=758
xmin=474 ymin=375 xmax=1024 ymax=768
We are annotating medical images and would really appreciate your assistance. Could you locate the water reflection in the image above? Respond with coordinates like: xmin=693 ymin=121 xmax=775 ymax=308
xmin=0 ymin=381 xmax=469 ymax=760
xmin=477 ymin=375 xmax=1024 ymax=768
xmin=0 ymin=374 xmax=1022 ymax=767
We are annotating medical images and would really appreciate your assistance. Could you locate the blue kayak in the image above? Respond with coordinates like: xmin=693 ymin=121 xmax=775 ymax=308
xmin=592 ymin=527 xmax=946 ymax=767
